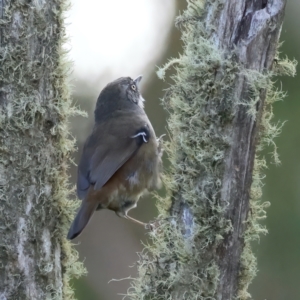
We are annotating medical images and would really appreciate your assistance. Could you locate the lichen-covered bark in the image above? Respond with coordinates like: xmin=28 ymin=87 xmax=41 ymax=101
xmin=0 ymin=0 xmax=85 ymax=299
xmin=128 ymin=1 xmax=296 ymax=299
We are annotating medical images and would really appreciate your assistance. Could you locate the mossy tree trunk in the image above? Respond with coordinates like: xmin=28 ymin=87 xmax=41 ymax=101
xmin=129 ymin=1 xmax=295 ymax=299
xmin=0 ymin=0 xmax=84 ymax=299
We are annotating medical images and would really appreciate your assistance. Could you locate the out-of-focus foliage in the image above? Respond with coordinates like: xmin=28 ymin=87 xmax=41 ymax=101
xmin=71 ymin=278 xmax=101 ymax=300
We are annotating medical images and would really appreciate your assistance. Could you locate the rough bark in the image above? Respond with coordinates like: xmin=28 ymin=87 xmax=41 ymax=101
xmin=207 ymin=1 xmax=286 ymax=298
xmin=0 ymin=0 xmax=84 ymax=299
xmin=128 ymin=1 xmax=295 ymax=299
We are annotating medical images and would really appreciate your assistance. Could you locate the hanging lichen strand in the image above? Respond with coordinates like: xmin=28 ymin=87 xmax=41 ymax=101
xmin=0 ymin=0 xmax=85 ymax=298
xmin=127 ymin=1 xmax=296 ymax=299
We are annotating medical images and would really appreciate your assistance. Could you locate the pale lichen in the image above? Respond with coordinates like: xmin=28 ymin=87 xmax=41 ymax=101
xmin=126 ymin=0 xmax=296 ymax=299
xmin=237 ymin=57 xmax=297 ymax=299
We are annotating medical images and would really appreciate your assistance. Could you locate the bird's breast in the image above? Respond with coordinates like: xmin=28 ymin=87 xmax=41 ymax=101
xmin=124 ymin=135 xmax=161 ymax=191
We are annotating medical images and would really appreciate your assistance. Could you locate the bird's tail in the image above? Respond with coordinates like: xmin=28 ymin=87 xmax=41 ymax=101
xmin=67 ymin=200 xmax=98 ymax=240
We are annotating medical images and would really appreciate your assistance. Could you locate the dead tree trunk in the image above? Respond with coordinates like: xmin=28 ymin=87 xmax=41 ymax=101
xmin=0 ymin=0 xmax=84 ymax=299
xmin=128 ymin=1 xmax=295 ymax=299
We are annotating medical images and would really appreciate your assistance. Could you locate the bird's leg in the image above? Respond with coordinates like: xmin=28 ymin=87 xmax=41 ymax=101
xmin=125 ymin=215 xmax=155 ymax=230
xmin=124 ymin=214 xmax=148 ymax=228
xmin=117 ymin=200 xmax=154 ymax=229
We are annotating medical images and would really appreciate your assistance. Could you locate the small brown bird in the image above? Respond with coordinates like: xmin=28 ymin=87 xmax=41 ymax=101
xmin=67 ymin=76 xmax=163 ymax=240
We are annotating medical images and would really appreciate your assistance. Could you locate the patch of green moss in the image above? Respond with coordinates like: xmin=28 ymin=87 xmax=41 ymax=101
xmin=0 ymin=0 xmax=86 ymax=298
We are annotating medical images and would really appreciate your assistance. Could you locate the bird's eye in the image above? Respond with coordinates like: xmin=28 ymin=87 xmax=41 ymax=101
xmin=131 ymin=84 xmax=136 ymax=91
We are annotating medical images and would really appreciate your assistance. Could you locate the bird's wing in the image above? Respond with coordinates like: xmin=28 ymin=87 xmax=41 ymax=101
xmin=90 ymin=134 xmax=140 ymax=190
xmin=77 ymin=114 xmax=149 ymax=199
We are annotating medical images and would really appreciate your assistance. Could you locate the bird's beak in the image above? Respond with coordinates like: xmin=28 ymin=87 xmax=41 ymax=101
xmin=134 ymin=75 xmax=143 ymax=87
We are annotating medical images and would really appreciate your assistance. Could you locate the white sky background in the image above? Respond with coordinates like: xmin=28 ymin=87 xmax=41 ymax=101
xmin=67 ymin=0 xmax=176 ymax=83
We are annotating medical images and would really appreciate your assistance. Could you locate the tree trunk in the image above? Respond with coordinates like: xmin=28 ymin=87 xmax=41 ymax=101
xmin=128 ymin=0 xmax=295 ymax=299
xmin=0 ymin=0 xmax=84 ymax=299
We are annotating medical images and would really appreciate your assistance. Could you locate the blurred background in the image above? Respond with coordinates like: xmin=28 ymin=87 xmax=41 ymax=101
xmin=66 ymin=1 xmax=300 ymax=299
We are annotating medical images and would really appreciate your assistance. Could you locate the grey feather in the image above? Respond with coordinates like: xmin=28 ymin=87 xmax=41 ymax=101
xmin=76 ymin=112 xmax=148 ymax=198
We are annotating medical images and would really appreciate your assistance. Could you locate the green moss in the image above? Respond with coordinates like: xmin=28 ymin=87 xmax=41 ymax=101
xmin=0 ymin=0 xmax=86 ymax=298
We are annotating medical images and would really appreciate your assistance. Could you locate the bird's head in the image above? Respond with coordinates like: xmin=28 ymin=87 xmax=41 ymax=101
xmin=95 ymin=76 xmax=145 ymax=122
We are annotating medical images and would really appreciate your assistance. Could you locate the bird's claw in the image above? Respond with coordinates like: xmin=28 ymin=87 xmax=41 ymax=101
xmin=145 ymin=222 xmax=155 ymax=231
